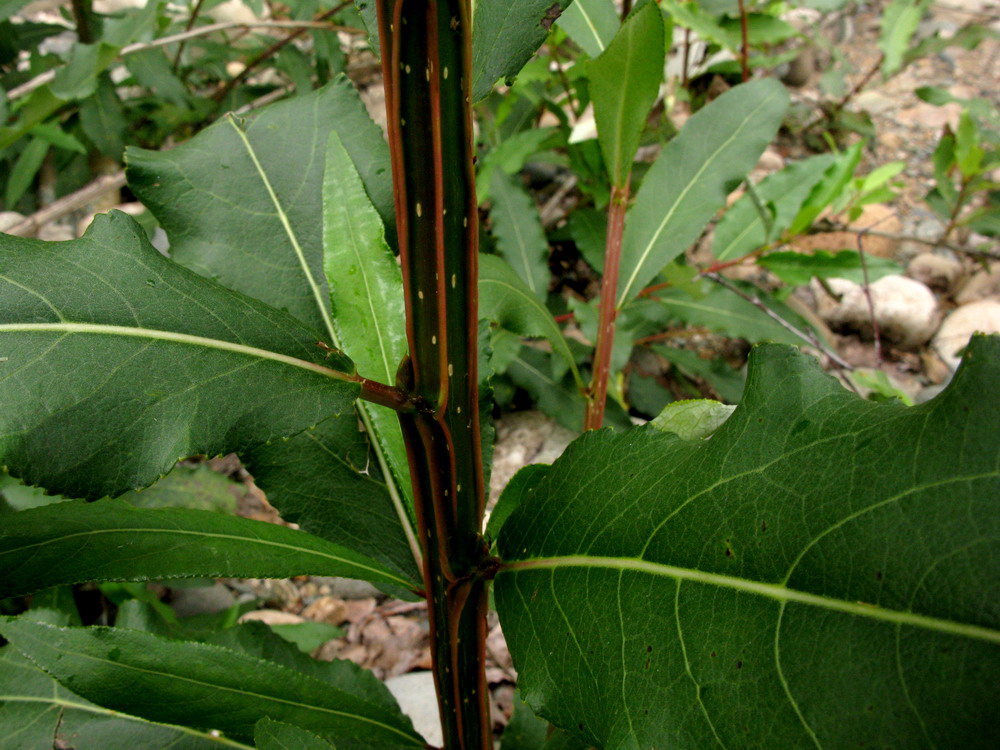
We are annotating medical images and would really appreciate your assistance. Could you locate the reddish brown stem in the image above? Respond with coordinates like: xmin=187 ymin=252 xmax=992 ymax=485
xmin=584 ymin=180 xmax=630 ymax=431
xmin=737 ymin=0 xmax=750 ymax=82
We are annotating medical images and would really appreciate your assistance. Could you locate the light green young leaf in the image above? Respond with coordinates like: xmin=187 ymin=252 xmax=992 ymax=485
xmin=472 ymin=0 xmax=574 ymax=102
xmin=650 ymin=398 xmax=735 ymax=439
xmin=558 ymin=0 xmax=620 ymax=58
xmin=496 ymin=337 xmax=1000 ymax=749
xmin=323 ymin=129 xmax=413 ymax=514
xmin=479 ymin=254 xmax=582 ymax=389
xmin=786 ymin=140 xmax=863 ymax=236
xmin=255 ymin=718 xmax=335 ymax=750
xmin=127 ymin=77 xmax=393 ymax=338
xmin=617 ymin=79 xmax=789 ymax=306
xmin=713 ymin=153 xmax=836 ymax=260
xmin=489 ymin=171 xmax=551 ymax=299
xmin=955 ymin=110 xmax=985 ymax=177
xmin=0 ymin=619 xmax=424 ymax=749
xmin=0 ymin=212 xmax=358 ymax=500
xmin=590 ymin=1 xmax=665 ymax=188
xmin=879 ymin=0 xmax=930 ymax=76
xmin=4 ymin=135 xmax=48 ymax=207
xmin=0 ymin=646 xmax=251 ymax=750
xmin=268 ymin=622 xmax=346 ymax=654
xmin=0 ymin=498 xmax=414 ymax=599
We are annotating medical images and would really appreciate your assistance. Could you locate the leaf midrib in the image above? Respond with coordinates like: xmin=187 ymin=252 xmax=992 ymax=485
xmin=0 ymin=323 xmax=355 ymax=384
xmin=502 ymin=554 xmax=1000 ymax=644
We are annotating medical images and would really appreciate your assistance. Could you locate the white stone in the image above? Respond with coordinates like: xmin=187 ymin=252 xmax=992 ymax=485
xmin=0 ymin=212 xmax=26 ymax=232
xmin=907 ymin=252 xmax=964 ymax=293
xmin=813 ymin=275 xmax=940 ymax=349
xmin=932 ymin=300 xmax=1000 ymax=370
xmin=384 ymin=671 xmax=443 ymax=747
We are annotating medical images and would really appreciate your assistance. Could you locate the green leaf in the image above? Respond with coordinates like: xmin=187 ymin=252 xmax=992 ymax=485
xmin=118 ymin=463 xmax=239 ymax=513
xmin=713 ymin=153 xmax=836 ymax=260
xmin=558 ymin=0 xmax=620 ymax=58
xmin=489 ymin=171 xmax=551 ymax=299
xmin=472 ymin=0 xmax=573 ymax=102
xmin=786 ymin=141 xmax=864 ymax=236
xmin=651 ymin=345 xmax=745 ymax=404
xmin=0 ymin=498 xmax=413 ymax=598
xmin=50 ymin=42 xmax=118 ymax=100
xmin=0 ymin=0 xmax=31 ymax=22
xmin=617 ymin=79 xmax=789 ymax=306
xmin=479 ymin=254 xmax=582 ymax=389
xmin=244 ymin=415 xmax=423 ymax=589
xmin=650 ymin=398 xmax=735 ymax=439
xmin=487 ymin=464 xmax=549 ymax=544
xmin=4 ymin=135 xmax=48 ymax=207
xmin=125 ymin=48 xmax=190 ymax=107
xmin=759 ymin=249 xmax=902 ymax=286
xmin=0 ymin=619 xmax=424 ymax=749
xmin=501 ymin=696 xmax=550 ymax=749
xmin=590 ymin=2 xmax=665 ymax=188
xmin=322 ymin=129 xmax=412 ymax=508
xmin=647 ymin=280 xmax=813 ymax=346
xmin=127 ymin=77 xmax=393 ymax=339
xmin=568 ymin=206 xmax=608 ymax=271
xmin=477 ymin=127 xmax=562 ymax=203
xmin=879 ymin=0 xmax=929 ymax=77
xmin=0 ymin=212 xmax=359 ymax=500
xmin=955 ymin=110 xmax=985 ymax=177
xmin=0 ymin=645 xmax=252 ymax=750
xmin=29 ymin=121 xmax=86 ymax=153
xmin=496 ymin=336 xmax=1000 ymax=749
xmin=255 ymin=718 xmax=335 ymax=750
xmin=268 ymin=622 xmax=346 ymax=654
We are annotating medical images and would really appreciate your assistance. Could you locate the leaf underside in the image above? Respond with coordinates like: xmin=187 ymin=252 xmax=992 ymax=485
xmin=496 ymin=336 xmax=1000 ymax=749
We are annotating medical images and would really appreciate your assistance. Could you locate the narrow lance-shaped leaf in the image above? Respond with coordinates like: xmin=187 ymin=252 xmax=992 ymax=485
xmin=0 ymin=646 xmax=252 ymax=750
xmin=0 ymin=212 xmax=359 ymax=500
xmin=590 ymin=1 xmax=665 ymax=188
xmin=0 ymin=498 xmax=414 ymax=599
xmin=489 ymin=171 xmax=552 ymax=299
xmin=880 ymin=0 xmax=930 ymax=76
xmin=0 ymin=619 xmax=424 ymax=750
xmin=496 ymin=337 xmax=1000 ymax=749
xmin=558 ymin=0 xmax=621 ymax=58
xmin=322 ymin=129 xmax=417 ymax=553
xmin=479 ymin=253 xmax=583 ymax=389
xmin=617 ymin=79 xmax=789 ymax=306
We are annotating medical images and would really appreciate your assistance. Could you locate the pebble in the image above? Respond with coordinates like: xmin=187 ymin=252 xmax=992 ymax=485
xmin=932 ymin=300 xmax=1000 ymax=370
xmin=168 ymin=583 xmax=236 ymax=618
xmin=955 ymin=262 xmax=1000 ymax=305
xmin=813 ymin=275 xmax=940 ymax=349
xmin=384 ymin=672 xmax=443 ymax=746
xmin=907 ymin=252 xmax=964 ymax=293
xmin=0 ymin=212 xmax=25 ymax=232
xmin=309 ymin=577 xmax=381 ymax=600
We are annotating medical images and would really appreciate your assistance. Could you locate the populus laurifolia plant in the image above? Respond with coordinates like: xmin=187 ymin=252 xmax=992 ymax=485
xmin=1 ymin=2 xmax=999 ymax=749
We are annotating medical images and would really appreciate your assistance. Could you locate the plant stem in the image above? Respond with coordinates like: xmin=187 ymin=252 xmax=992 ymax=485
xmin=584 ymin=180 xmax=630 ymax=431
xmin=172 ymin=0 xmax=208 ymax=70
xmin=736 ymin=0 xmax=750 ymax=83
xmin=376 ymin=2 xmax=490 ymax=747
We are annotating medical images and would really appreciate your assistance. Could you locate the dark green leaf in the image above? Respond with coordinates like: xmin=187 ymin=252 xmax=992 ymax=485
xmin=651 ymin=345 xmax=745 ymax=404
xmin=496 ymin=337 xmax=1000 ymax=748
xmin=50 ymin=42 xmax=118 ymax=100
xmin=487 ymin=464 xmax=549 ymax=543
xmin=127 ymin=77 xmax=393 ymax=337
xmin=713 ymin=154 xmax=836 ymax=260
xmin=244 ymin=415 xmax=423 ymax=589
xmin=472 ymin=0 xmax=574 ymax=102
xmin=0 ymin=498 xmax=413 ymax=598
xmin=759 ymin=249 xmax=902 ymax=286
xmin=29 ymin=121 xmax=86 ymax=153
xmin=255 ymin=718 xmax=335 ymax=750
xmin=79 ymin=75 xmax=127 ymax=158
xmin=617 ymin=79 xmax=788 ymax=305
xmin=0 ymin=212 xmax=358 ymax=500
xmin=479 ymin=254 xmax=582 ymax=388
xmin=568 ymin=206 xmax=607 ymax=271
xmin=558 ymin=0 xmax=620 ymax=58
xmin=0 ymin=619 xmax=424 ymax=749
xmin=590 ymin=1 xmax=664 ymax=188
xmin=489 ymin=172 xmax=551 ymax=299
xmin=0 ymin=645 xmax=251 ymax=749
xmin=501 ymin=696 xmax=550 ymax=750
xmin=4 ymin=135 xmax=47 ymax=207
xmin=125 ymin=48 xmax=190 ymax=107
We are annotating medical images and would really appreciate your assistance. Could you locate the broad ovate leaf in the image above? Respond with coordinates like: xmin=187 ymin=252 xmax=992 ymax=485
xmin=496 ymin=337 xmax=999 ymax=749
xmin=0 ymin=619 xmax=423 ymax=750
xmin=472 ymin=0 xmax=574 ymax=102
xmin=127 ymin=77 xmax=393 ymax=339
xmin=0 ymin=212 xmax=358 ymax=500
xmin=590 ymin=2 xmax=665 ymax=188
xmin=0 ymin=498 xmax=414 ymax=599
xmin=617 ymin=79 xmax=788 ymax=306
